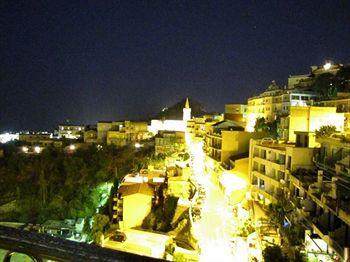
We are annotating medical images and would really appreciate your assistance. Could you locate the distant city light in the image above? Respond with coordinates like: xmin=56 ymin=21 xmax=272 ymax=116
xmin=0 ymin=132 xmax=18 ymax=143
xmin=323 ymin=62 xmax=332 ymax=70
xmin=22 ymin=146 xmax=29 ymax=153
xmin=34 ymin=146 xmax=41 ymax=154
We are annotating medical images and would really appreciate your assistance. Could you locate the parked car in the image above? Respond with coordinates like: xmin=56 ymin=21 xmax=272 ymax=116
xmin=110 ymin=232 xmax=126 ymax=242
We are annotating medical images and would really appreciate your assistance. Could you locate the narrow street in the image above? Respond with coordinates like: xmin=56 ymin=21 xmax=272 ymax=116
xmin=186 ymin=136 xmax=249 ymax=261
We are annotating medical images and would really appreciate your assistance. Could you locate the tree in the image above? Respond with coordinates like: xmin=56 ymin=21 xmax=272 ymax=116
xmin=263 ymin=245 xmax=288 ymax=262
xmin=90 ymin=214 xmax=110 ymax=244
xmin=254 ymin=117 xmax=280 ymax=139
xmin=254 ymin=117 xmax=269 ymax=132
xmin=315 ymin=125 xmax=337 ymax=138
xmin=312 ymin=73 xmax=338 ymax=99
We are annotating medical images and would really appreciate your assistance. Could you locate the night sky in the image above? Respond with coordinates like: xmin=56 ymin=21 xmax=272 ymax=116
xmin=1 ymin=1 xmax=350 ymax=131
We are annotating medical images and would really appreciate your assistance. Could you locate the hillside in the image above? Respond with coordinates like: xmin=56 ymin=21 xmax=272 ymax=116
xmin=154 ymin=98 xmax=207 ymax=120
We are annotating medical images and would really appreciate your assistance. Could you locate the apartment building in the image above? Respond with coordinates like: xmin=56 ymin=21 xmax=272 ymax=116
xmin=205 ymin=120 xmax=264 ymax=166
xmin=83 ymin=127 xmax=97 ymax=143
xmin=246 ymin=80 xmax=319 ymax=132
xmin=224 ymin=104 xmax=247 ymax=123
xmin=113 ymin=183 xmax=155 ymax=230
xmin=187 ymin=114 xmax=222 ymax=138
xmin=97 ymin=121 xmax=149 ymax=145
xmin=281 ymin=106 xmax=344 ymax=142
xmin=58 ymin=124 xmax=85 ymax=139
xmin=318 ymin=95 xmax=350 ymax=133
xmin=249 ymin=136 xmax=314 ymax=205
xmin=18 ymin=132 xmax=51 ymax=144
xmin=286 ymin=133 xmax=350 ymax=260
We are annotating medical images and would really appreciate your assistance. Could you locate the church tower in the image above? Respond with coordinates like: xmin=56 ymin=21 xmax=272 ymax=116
xmin=183 ymin=97 xmax=191 ymax=122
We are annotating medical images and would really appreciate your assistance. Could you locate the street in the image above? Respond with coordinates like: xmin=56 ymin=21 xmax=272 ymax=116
xmin=186 ymin=136 xmax=250 ymax=262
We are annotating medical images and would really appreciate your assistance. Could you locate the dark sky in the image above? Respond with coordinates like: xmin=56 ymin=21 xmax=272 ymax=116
xmin=1 ymin=1 xmax=350 ymax=131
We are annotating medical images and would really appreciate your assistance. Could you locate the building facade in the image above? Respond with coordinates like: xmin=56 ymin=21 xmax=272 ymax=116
xmin=155 ymin=131 xmax=185 ymax=155
xmin=318 ymin=95 xmax=350 ymax=133
xmin=282 ymin=106 xmax=344 ymax=142
xmin=205 ymin=120 xmax=264 ymax=166
xmin=58 ymin=124 xmax=85 ymax=139
xmin=246 ymin=80 xmax=319 ymax=132
xmin=224 ymin=104 xmax=247 ymax=123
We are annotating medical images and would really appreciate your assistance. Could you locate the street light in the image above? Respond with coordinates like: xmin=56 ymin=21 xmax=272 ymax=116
xmin=69 ymin=144 xmax=76 ymax=151
xmin=34 ymin=146 xmax=41 ymax=154
xmin=134 ymin=143 xmax=142 ymax=148
xmin=22 ymin=146 xmax=29 ymax=153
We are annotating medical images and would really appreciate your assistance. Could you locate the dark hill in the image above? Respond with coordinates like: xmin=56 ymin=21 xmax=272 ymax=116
xmin=154 ymin=98 xmax=207 ymax=120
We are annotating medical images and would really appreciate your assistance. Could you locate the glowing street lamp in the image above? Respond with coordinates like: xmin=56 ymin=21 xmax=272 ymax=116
xmin=134 ymin=142 xmax=142 ymax=148
xmin=34 ymin=146 xmax=41 ymax=154
xmin=69 ymin=144 xmax=76 ymax=151
xmin=22 ymin=146 xmax=29 ymax=153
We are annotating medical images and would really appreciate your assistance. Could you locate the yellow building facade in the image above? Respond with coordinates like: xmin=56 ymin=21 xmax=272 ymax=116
xmin=318 ymin=96 xmax=350 ymax=133
xmin=246 ymin=81 xmax=318 ymax=132
xmin=285 ymin=106 xmax=344 ymax=142
xmin=249 ymin=138 xmax=314 ymax=205
xmin=114 ymin=183 xmax=154 ymax=230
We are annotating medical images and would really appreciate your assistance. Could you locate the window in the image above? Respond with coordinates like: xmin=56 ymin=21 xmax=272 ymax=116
xmin=301 ymin=96 xmax=309 ymax=101
xmin=291 ymin=95 xmax=299 ymax=100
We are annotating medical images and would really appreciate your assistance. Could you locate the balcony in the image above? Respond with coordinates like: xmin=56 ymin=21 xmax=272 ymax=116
xmin=252 ymin=170 xmax=282 ymax=188
xmin=251 ymin=185 xmax=279 ymax=204
xmin=289 ymin=169 xmax=316 ymax=190
xmin=253 ymin=156 xmax=285 ymax=171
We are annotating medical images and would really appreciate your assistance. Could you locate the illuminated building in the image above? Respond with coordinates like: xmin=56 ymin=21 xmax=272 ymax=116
xmin=187 ymin=114 xmax=222 ymax=138
xmin=287 ymin=133 xmax=350 ymax=261
xmin=83 ymin=126 xmax=97 ymax=143
xmin=18 ymin=132 xmax=62 ymax=147
xmin=318 ymin=94 xmax=350 ymax=133
xmin=205 ymin=120 xmax=264 ymax=167
xmin=154 ymin=131 xmax=185 ymax=155
xmin=97 ymin=121 xmax=116 ymax=142
xmin=224 ymin=104 xmax=247 ymax=123
xmin=0 ymin=133 xmax=19 ymax=144
xmin=166 ymin=166 xmax=192 ymax=199
xmin=249 ymin=131 xmax=350 ymax=260
xmin=97 ymin=121 xmax=149 ymax=145
xmin=183 ymin=97 xmax=191 ymax=122
xmin=18 ymin=133 xmax=51 ymax=143
xmin=113 ymin=183 xmax=155 ymax=230
xmin=149 ymin=98 xmax=191 ymax=134
xmin=58 ymin=124 xmax=84 ymax=139
xmin=281 ymin=106 xmax=344 ymax=142
xmin=248 ymin=136 xmax=314 ymax=205
xmin=246 ymin=80 xmax=318 ymax=132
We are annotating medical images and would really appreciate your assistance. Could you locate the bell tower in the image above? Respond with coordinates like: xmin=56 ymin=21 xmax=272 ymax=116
xmin=183 ymin=97 xmax=191 ymax=122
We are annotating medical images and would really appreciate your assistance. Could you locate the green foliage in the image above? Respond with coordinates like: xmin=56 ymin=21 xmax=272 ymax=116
xmin=294 ymin=250 xmax=307 ymax=262
xmin=254 ymin=117 xmax=280 ymax=139
xmin=315 ymin=125 xmax=337 ymax=138
xmin=0 ymin=144 xmax=154 ymax=223
xmin=312 ymin=73 xmax=338 ymax=99
xmin=254 ymin=117 xmax=269 ymax=132
xmin=263 ymin=245 xmax=288 ymax=262
xmin=142 ymin=196 xmax=179 ymax=232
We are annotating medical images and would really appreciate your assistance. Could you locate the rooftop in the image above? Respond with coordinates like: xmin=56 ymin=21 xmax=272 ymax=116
xmin=118 ymin=183 xmax=154 ymax=197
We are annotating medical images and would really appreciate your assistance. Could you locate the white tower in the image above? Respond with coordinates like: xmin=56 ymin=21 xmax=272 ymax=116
xmin=183 ymin=97 xmax=191 ymax=122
